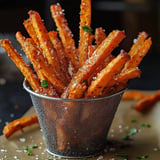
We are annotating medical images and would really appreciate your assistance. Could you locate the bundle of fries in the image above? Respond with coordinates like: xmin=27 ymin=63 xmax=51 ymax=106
xmin=0 ymin=0 xmax=152 ymax=99
xmin=1 ymin=0 xmax=152 ymax=150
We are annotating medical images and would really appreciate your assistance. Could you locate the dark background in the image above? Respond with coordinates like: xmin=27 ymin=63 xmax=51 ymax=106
xmin=0 ymin=0 xmax=160 ymax=134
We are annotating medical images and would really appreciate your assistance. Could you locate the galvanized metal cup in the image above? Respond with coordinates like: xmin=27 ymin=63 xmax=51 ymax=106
xmin=23 ymin=80 xmax=125 ymax=158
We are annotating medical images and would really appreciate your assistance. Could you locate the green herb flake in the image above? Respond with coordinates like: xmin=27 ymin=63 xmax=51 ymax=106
xmin=31 ymin=145 xmax=38 ymax=149
xmin=23 ymin=145 xmax=38 ymax=156
xmin=136 ymin=155 xmax=149 ymax=159
xmin=115 ymin=153 xmax=128 ymax=159
xmin=122 ymin=135 xmax=130 ymax=140
xmin=82 ymin=25 xmax=93 ymax=34
xmin=141 ymin=123 xmax=151 ymax=128
xmin=81 ymin=79 xmax=88 ymax=84
xmin=23 ymin=146 xmax=29 ymax=150
xmin=27 ymin=148 xmax=32 ymax=156
xmin=122 ymin=128 xmax=137 ymax=140
xmin=80 ymin=158 xmax=87 ymax=160
xmin=128 ymin=128 xmax=137 ymax=136
xmin=41 ymin=80 xmax=48 ymax=88
xmin=131 ymin=119 xmax=137 ymax=123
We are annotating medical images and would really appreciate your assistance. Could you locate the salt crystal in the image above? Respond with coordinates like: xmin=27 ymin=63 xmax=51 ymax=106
xmin=13 ymin=156 xmax=18 ymax=159
xmin=0 ymin=78 xmax=6 ymax=85
xmin=97 ymin=155 xmax=103 ymax=160
xmin=16 ymin=150 xmax=22 ymax=153
xmin=153 ymin=147 xmax=159 ymax=151
xmin=118 ymin=125 xmax=122 ymax=129
xmin=10 ymin=113 xmax=15 ymax=118
xmin=133 ymin=38 xmax=138 ymax=43
xmin=19 ymin=137 xmax=26 ymax=142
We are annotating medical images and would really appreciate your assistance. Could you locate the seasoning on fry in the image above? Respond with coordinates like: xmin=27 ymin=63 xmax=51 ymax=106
xmin=82 ymin=25 xmax=93 ymax=35
xmin=41 ymin=80 xmax=49 ymax=88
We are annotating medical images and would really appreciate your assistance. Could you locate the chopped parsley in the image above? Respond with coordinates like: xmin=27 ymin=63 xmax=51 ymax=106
xmin=23 ymin=146 xmax=29 ymax=150
xmin=80 ymin=158 xmax=87 ymax=160
xmin=82 ymin=25 xmax=93 ymax=34
xmin=31 ymin=145 xmax=38 ymax=149
xmin=122 ymin=128 xmax=137 ymax=140
xmin=131 ymin=119 xmax=137 ymax=123
xmin=41 ymin=80 xmax=48 ymax=88
xmin=81 ymin=79 xmax=88 ymax=84
xmin=23 ymin=144 xmax=38 ymax=156
xmin=136 ymin=155 xmax=149 ymax=159
xmin=27 ymin=148 xmax=32 ymax=156
xmin=115 ymin=153 xmax=128 ymax=159
xmin=141 ymin=123 xmax=151 ymax=128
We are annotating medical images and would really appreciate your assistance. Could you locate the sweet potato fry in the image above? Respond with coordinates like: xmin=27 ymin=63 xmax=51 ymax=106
xmin=95 ymin=27 xmax=106 ymax=46
xmin=85 ymin=52 xmax=130 ymax=98
xmin=21 ymin=38 xmax=65 ymax=94
xmin=111 ymin=82 xmax=128 ymax=95
xmin=48 ymin=31 xmax=71 ymax=83
xmin=107 ymin=68 xmax=141 ymax=88
xmin=88 ymin=34 xmax=95 ymax=45
xmin=16 ymin=32 xmax=44 ymax=79
xmin=129 ymin=31 xmax=148 ymax=57
xmin=61 ymin=30 xmax=126 ymax=98
xmin=50 ymin=3 xmax=79 ymax=73
xmin=88 ymin=45 xmax=96 ymax=58
xmin=116 ymin=68 xmax=141 ymax=82
xmin=28 ymin=10 xmax=67 ymax=83
xmin=23 ymin=19 xmax=41 ymax=49
xmin=0 ymin=39 xmax=42 ymax=92
xmin=102 ymin=68 xmax=141 ymax=96
xmin=28 ymin=10 xmax=57 ymax=65
xmin=16 ymin=32 xmax=59 ymax=97
xmin=87 ymin=54 xmax=114 ymax=85
xmin=3 ymin=114 xmax=38 ymax=138
xmin=134 ymin=90 xmax=160 ymax=111
xmin=79 ymin=0 xmax=92 ymax=66
xmin=124 ymin=37 xmax=152 ymax=70
xmin=122 ymin=90 xmax=152 ymax=100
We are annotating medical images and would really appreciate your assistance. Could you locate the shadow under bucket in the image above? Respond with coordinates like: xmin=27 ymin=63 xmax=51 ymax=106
xmin=23 ymin=80 xmax=125 ymax=158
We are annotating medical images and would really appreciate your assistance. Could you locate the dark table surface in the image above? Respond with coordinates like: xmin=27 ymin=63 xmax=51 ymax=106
xmin=0 ymin=80 xmax=32 ymax=135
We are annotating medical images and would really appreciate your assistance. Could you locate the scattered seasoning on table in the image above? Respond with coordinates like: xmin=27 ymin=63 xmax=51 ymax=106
xmin=136 ymin=155 xmax=149 ymax=159
xmin=31 ymin=145 xmax=38 ymax=149
xmin=131 ymin=119 xmax=137 ymax=123
xmin=97 ymin=155 xmax=103 ymax=160
xmin=141 ymin=123 xmax=151 ymax=128
xmin=122 ymin=127 xmax=137 ymax=140
xmin=80 ymin=158 xmax=87 ymax=160
xmin=23 ymin=146 xmax=29 ymax=150
xmin=23 ymin=144 xmax=38 ymax=156
xmin=115 ymin=153 xmax=128 ymax=159
xmin=19 ymin=137 xmax=26 ymax=143
xmin=27 ymin=148 xmax=32 ymax=156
